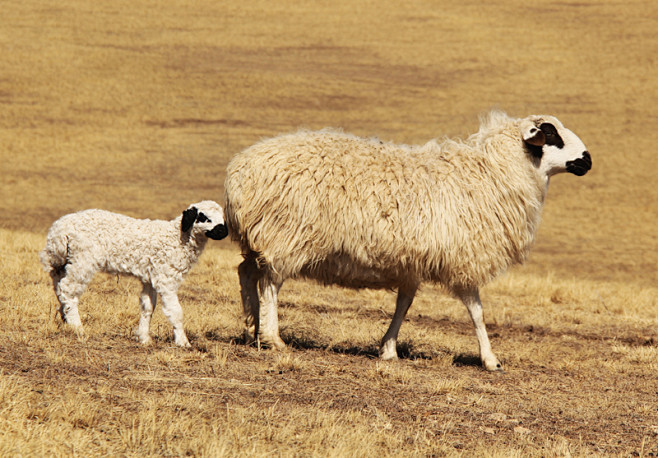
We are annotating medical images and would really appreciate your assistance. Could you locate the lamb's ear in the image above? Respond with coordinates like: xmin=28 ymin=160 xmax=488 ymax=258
xmin=522 ymin=123 xmax=546 ymax=147
xmin=181 ymin=207 xmax=198 ymax=232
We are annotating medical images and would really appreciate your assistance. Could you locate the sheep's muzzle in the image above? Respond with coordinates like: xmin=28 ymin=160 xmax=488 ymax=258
xmin=566 ymin=151 xmax=592 ymax=176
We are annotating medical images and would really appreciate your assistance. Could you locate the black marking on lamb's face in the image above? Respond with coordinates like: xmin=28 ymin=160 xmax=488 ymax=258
xmin=196 ymin=212 xmax=210 ymax=223
xmin=566 ymin=151 xmax=592 ymax=176
xmin=206 ymin=224 xmax=228 ymax=240
xmin=540 ymin=123 xmax=565 ymax=148
xmin=181 ymin=207 xmax=198 ymax=232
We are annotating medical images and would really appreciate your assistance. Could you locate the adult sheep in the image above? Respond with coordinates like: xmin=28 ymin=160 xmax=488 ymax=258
xmin=40 ymin=201 xmax=229 ymax=347
xmin=224 ymin=110 xmax=591 ymax=371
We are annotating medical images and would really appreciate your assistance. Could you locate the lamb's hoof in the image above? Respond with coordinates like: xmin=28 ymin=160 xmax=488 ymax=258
xmin=69 ymin=325 xmax=86 ymax=341
xmin=176 ymin=339 xmax=192 ymax=348
xmin=138 ymin=335 xmax=153 ymax=345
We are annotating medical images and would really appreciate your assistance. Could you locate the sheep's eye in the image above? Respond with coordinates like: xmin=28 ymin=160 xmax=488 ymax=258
xmin=197 ymin=213 xmax=210 ymax=223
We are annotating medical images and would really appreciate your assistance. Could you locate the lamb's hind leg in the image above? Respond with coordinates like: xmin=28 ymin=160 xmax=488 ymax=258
xmin=160 ymin=291 xmax=191 ymax=347
xmin=53 ymin=263 xmax=93 ymax=336
xmin=457 ymin=287 xmax=503 ymax=372
xmin=379 ymin=285 xmax=418 ymax=360
xmin=136 ymin=283 xmax=157 ymax=344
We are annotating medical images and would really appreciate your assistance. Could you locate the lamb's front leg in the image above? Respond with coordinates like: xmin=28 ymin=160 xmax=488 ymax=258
xmin=160 ymin=290 xmax=191 ymax=347
xmin=457 ymin=287 xmax=503 ymax=371
xmin=136 ymin=283 xmax=157 ymax=344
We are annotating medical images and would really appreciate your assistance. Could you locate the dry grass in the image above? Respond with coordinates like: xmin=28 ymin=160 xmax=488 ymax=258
xmin=1 ymin=0 xmax=657 ymax=456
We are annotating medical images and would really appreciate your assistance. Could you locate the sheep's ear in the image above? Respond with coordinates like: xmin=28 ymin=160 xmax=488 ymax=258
xmin=522 ymin=124 xmax=546 ymax=147
xmin=181 ymin=207 xmax=198 ymax=232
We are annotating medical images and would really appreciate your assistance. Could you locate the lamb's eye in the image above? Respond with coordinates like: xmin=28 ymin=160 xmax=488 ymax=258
xmin=197 ymin=213 xmax=210 ymax=223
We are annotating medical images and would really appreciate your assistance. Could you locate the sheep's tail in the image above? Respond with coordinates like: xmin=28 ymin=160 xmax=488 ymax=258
xmin=39 ymin=233 xmax=69 ymax=275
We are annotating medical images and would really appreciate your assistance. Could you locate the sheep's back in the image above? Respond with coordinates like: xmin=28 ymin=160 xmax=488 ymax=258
xmin=226 ymin=119 xmax=547 ymax=290
xmin=226 ymin=131 xmax=444 ymax=286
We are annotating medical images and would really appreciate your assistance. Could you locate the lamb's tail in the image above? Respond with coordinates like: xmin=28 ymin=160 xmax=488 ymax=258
xmin=39 ymin=232 xmax=70 ymax=275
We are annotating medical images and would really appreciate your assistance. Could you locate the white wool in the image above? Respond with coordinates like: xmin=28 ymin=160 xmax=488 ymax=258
xmin=40 ymin=201 xmax=228 ymax=347
xmin=224 ymin=111 xmax=591 ymax=370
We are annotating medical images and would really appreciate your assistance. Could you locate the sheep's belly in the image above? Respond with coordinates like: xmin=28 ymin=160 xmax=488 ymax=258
xmin=298 ymin=256 xmax=412 ymax=290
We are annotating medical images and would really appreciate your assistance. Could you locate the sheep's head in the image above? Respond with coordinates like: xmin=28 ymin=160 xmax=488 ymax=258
xmin=521 ymin=116 xmax=591 ymax=177
xmin=181 ymin=201 xmax=229 ymax=240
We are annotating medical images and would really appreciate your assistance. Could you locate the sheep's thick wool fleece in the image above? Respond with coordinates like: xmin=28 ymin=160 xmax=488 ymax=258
xmin=41 ymin=210 xmax=205 ymax=290
xmin=225 ymin=113 xmax=546 ymax=289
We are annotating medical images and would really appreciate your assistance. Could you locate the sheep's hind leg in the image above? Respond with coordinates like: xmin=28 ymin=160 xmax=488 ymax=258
xmin=136 ymin=283 xmax=157 ymax=344
xmin=160 ymin=291 xmax=191 ymax=347
xmin=257 ymin=272 xmax=285 ymax=350
xmin=457 ymin=287 xmax=503 ymax=371
xmin=379 ymin=286 xmax=418 ymax=360
xmin=238 ymin=257 xmax=260 ymax=345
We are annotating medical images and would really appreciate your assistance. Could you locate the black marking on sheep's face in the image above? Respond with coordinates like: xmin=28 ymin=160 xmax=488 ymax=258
xmin=206 ymin=224 xmax=228 ymax=240
xmin=526 ymin=143 xmax=543 ymax=159
xmin=181 ymin=207 xmax=198 ymax=232
xmin=566 ymin=151 xmax=592 ymax=176
xmin=540 ymin=123 xmax=565 ymax=148
xmin=196 ymin=212 xmax=210 ymax=223
xmin=524 ymin=122 xmax=565 ymax=160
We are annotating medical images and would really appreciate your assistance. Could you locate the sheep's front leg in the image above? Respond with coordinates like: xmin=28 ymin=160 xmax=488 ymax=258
xmin=379 ymin=286 xmax=418 ymax=360
xmin=160 ymin=291 xmax=191 ymax=347
xmin=257 ymin=272 xmax=285 ymax=350
xmin=457 ymin=287 xmax=502 ymax=371
xmin=136 ymin=283 xmax=157 ymax=344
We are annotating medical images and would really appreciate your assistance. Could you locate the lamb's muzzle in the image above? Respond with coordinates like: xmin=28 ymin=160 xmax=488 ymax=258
xmin=206 ymin=224 xmax=229 ymax=240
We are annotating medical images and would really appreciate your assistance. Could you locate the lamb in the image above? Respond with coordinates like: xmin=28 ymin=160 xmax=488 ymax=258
xmin=224 ymin=110 xmax=591 ymax=370
xmin=40 ymin=200 xmax=229 ymax=347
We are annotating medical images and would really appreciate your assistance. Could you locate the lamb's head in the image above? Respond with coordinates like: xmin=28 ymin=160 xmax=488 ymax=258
xmin=181 ymin=201 xmax=229 ymax=240
xmin=521 ymin=115 xmax=591 ymax=178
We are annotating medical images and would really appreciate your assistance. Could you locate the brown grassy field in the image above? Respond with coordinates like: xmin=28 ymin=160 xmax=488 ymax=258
xmin=1 ymin=0 xmax=657 ymax=456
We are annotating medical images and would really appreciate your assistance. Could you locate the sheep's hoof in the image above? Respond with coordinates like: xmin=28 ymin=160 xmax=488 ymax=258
xmin=257 ymin=335 xmax=286 ymax=351
xmin=243 ymin=329 xmax=256 ymax=346
xmin=483 ymin=360 xmax=504 ymax=372
xmin=378 ymin=341 xmax=398 ymax=361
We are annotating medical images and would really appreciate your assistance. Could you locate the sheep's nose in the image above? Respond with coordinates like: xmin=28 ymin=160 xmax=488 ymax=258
xmin=582 ymin=151 xmax=592 ymax=168
xmin=566 ymin=151 xmax=591 ymax=176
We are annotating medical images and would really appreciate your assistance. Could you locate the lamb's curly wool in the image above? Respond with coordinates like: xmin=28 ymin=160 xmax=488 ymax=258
xmin=225 ymin=111 xmax=591 ymax=370
xmin=40 ymin=201 xmax=228 ymax=347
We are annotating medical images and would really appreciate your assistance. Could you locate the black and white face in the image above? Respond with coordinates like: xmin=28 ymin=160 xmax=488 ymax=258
xmin=522 ymin=116 xmax=592 ymax=178
xmin=181 ymin=201 xmax=228 ymax=240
